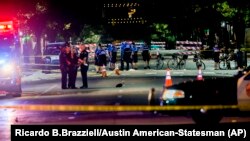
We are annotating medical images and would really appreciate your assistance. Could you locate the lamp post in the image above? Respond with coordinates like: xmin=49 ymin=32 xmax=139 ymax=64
xmin=19 ymin=31 xmax=23 ymax=55
xmin=221 ymin=21 xmax=228 ymax=46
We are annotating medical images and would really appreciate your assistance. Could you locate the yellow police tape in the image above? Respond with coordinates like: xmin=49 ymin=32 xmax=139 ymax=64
xmin=0 ymin=104 xmax=243 ymax=112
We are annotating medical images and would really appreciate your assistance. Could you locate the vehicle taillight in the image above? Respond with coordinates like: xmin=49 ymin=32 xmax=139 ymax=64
xmin=0 ymin=21 xmax=14 ymax=32
xmin=7 ymin=24 xmax=12 ymax=29
xmin=0 ymin=25 xmax=4 ymax=29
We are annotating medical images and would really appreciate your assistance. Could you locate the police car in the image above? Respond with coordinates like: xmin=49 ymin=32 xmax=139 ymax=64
xmin=158 ymin=69 xmax=250 ymax=124
xmin=0 ymin=21 xmax=22 ymax=97
xmin=42 ymin=42 xmax=65 ymax=73
xmin=0 ymin=52 xmax=22 ymax=97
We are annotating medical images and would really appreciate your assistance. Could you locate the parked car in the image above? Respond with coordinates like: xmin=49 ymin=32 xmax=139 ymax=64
xmin=42 ymin=42 xmax=65 ymax=73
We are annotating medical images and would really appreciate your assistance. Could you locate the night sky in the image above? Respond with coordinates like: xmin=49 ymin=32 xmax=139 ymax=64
xmin=0 ymin=0 xmax=101 ymax=22
xmin=48 ymin=0 xmax=102 ymax=23
xmin=0 ymin=0 xmax=232 ymax=40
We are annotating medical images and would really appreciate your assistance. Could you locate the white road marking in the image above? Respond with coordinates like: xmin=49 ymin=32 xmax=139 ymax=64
xmin=173 ymin=72 xmax=184 ymax=74
xmin=203 ymin=72 xmax=215 ymax=74
xmin=42 ymin=84 xmax=57 ymax=94
xmin=145 ymin=72 xmax=157 ymax=75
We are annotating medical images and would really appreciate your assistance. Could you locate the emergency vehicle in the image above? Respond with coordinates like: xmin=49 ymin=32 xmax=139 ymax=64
xmin=0 ymin=20 xmax=22 ymax=97
xmin=159 ymin=70 xmax=250 ymax=124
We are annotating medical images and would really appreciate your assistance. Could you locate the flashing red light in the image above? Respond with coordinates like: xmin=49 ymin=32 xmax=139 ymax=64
xmin=7 ymin=24 xmax=12 ymax=29
xmin=0 ymin=21 xmax=14 ymax=32
xmin=0 ymin=25 xmax=4 ymax=29
xmin=0 ymin=25 xmax=12 ymax=29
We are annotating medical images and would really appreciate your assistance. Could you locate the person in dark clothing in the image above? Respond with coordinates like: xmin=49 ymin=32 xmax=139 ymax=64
xmin=97 ymin=45 xmax=107 ymax=68
xmin=120 ymin=42 xmax=125 ymax=71
xmin=213 ymin=44 xmax=220 ymax=70
xmin=68 ymin=47 xmax=79 ymax=89
xmin=123 ymin=42 xmax=132 ymax=70
xmin=59 ymin=44 xmax=70 ymax=89
xmin=78 ymin=44 xmax=89 ymax=89
xmin=142 ymin=41 xmax=151 ymax=69
xmin=131 ymin=42 xmax=138 ymax=69
xmin=110 ymin=43 xmax=117 ymax=70
xmin=236 ymin=49 xmax=243 ymax=69
xmin=94 ymin=44 xmax=101 ymax=73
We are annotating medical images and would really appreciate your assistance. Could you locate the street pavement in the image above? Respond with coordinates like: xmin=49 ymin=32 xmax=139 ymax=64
xmin=22 ymin=68 xmax=239 ymax=83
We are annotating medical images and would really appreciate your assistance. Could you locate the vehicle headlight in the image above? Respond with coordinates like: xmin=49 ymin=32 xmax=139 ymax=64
xmin=162 ymin=89 xmax=185 ymax=100
xmin=2 ymin=64 xmax=14 ymax=73
xmin=0 ymin=59 xmax=6 ymax=64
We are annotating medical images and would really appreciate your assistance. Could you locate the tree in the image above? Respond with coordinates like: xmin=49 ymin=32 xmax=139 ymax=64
xmin=46 ymin=20 xmax=62 ymax=42
xmin=16 ymin=0 xmax=48 ymax=63
xmin=213 ymin=0 xmax=250 ymax=47
xmin=150 ymin=23 xmax=175 ymax=49
xmin=150 ymin=23 xmax=172 ymax=40
xmin=30 ymin=1 xmax=48 ymax=63
xmin=79 ymin=24 xmax=111 ymax=43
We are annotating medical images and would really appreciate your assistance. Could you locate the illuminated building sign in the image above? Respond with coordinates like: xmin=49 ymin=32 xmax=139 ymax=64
xmin=103 ymin=1 xmax=146 ymax=25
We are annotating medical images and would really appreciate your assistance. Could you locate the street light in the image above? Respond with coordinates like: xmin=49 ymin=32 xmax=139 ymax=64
xmin=221 ymin=21 xmax=226 ymax=28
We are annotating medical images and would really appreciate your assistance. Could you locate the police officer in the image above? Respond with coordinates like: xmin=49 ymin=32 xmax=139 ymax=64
xmin=142 ymin=41 xmax=151 ymax=69
xmin=131 ymin=42 xmax=138 ymax=70
xmin=78 ymin=44 xmax=89 ymax=89
xmin=94 ymin=44 xmax=101 ymax=73
xmin=59 ymin=42 xmax=70 ymax=89
xmin=120 ymin=41 xmax=125 ymax=71
xmin=107 ymin=43 xmax=113 ymax=70
xmin=123 ymin=42 xmax=132 ymax=70
xmin=97 ymin=45 xmax=107 ymax=68
xmin=110 ymin=42 xmax=117 ymax=70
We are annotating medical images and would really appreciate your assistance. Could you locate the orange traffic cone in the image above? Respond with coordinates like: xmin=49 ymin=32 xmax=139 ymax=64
xmin=165 ymin=69 xmax=173 ymax=87
xmin=101 ymin=65 xmax=107 ymax=77
xmin=114 ymin=63 xmax=120 ymax=75
xmin=196 ymin=67 xmax=203 ymax=81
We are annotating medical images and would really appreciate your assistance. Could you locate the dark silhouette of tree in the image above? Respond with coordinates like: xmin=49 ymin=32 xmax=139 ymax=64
xmin=27 ymin=1 xmax=48 ymax=63
xmin=15 ymin=0 xmax=48 ymax=63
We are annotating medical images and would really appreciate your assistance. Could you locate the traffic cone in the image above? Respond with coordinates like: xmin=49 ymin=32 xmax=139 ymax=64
xmin=101 ymin=65 xmax=107 ymax=77
xmin=165 ymin=69 xmax=173 ymax=87
xmin=196 ymin=67 xmax=203 ymax=81
xmin=114 ymin=63 xmax=120 ymax=75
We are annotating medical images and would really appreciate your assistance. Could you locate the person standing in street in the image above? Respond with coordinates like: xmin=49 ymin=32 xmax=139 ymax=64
xmin=110 ymin=42 xmax=117 ymax=70
xmin=78 ymin=44 xmax=89 ymax=89
xmin=123 ymin=42 xmax=132 ymax=71
xmin=94 ymin=44 xmax=101 ymax=73
xmin=107 ymin=43 xmax=113 ymax=70
xmin=97 ymin=45 xmax=107 ymax=71
xmin=68 ymin=46 xmax=79 ymax=89
xmin=120 ymin=41 xmax=125 ymax=71
xmin=59 ymin=42 xmax=71 ymax=89
xmin=142 ymin=41 xmax=151 ymax=69
xmin=131 ymin=42 xmax=138 ymax=70
xmin=236 ymin=49 xmax=243 ymax=69
xmin=213 ymin=44 xmax=220 ymax=70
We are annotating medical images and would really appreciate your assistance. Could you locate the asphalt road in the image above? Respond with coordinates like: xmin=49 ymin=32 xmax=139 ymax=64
xmin=0 ymin=68 xmax=249 ymax=141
